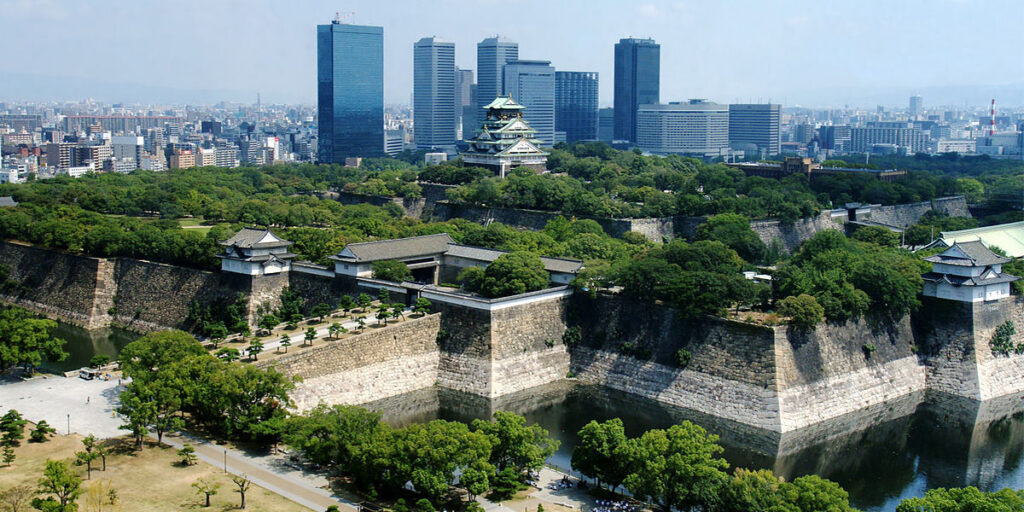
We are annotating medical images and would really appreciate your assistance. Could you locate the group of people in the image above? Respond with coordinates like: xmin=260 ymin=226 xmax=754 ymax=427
xmin=592 ymin=500 xmax=639 ymax=512
xmin=545 ymin=476 xmax=577 ymax=491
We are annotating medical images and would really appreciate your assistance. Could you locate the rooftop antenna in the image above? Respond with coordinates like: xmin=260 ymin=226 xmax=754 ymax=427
xmin=334 ymin=11 xmax=355 ymax=24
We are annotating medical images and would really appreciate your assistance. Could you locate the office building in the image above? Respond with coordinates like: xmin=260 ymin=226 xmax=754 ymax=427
xmin=555 ymin=71 xmax=599 ymax=143
xmin=413 ymin=37 xmax=457 ymax=151
xmin=169 ymin=149 xmax=195 ymax=169
xmin=818 ymin=125 xmax=852 ymax=152
xmin=636 ymin=100 xmax=729 ymax=156
xmin=455 ymin=67 xmax=474 ymax=139
xmin=851 ymin=123 xmax=928 ymax=154
xmin=598 ymin=108 xmax=615 ymax=142
xmin=111 ymin=136 xmax=144 ymax=163
xmin=728 ymin=104 xmax=781 ymax=156
xmin=317 ymin=20 xmax=385 ymax=162
xmin=910 ymin=95 xmax=923 ymax=119
xmin=502 ymin=60 xmax=555 ymax=145
xmin=476 ymin=36 xmax=518 ymax=127
xmin=614 ymin=37 xmax=660 ymax=143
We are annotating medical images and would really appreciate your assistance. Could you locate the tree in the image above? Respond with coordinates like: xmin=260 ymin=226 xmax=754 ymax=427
xmin=376 ymin=308 xmax=389 ymax=326
xmin=694 ymin=213 xmax=766 ymax=263
xmin=246 ymin=339 xmax=264 ymax=361
xmin=356 ymin=316 xmax=366 ymax=332
xmin=33 ymin=460 xmax=83 ymax=511
xmin=117 ymin=330 xmax=205 ymax=380
xmin=572 ymin=419 xmax=628 ymax=490
xmin=304 ymin=327 xmax=316 ymax=347
xmin=311 ymin=303 xmax=331 ymax=323
xmin=88 ymin=355 xmax=111 ymax=368
xmin=232 ymin=475 xmax=252 ymax=510
xmin=378 ymin=288 xmax=391 ymax=305
xmin=897 ymin=486 xmax=1024 ymax=512
xmin=778 ymin=475 xmax=856 ymax=512
xmin=372 ymin=260 xmax=413 ymax=282
xmin=0 ymin=307 xmax=68 ymax=375
xmin=178 ymin=444 xmax=197 ymax=466
xmin=1 ymin=410 xmax=27 ymax=446
xmin=0 ymin=484 xmax=33 ymax=512
xmin=82 ymin=480 xmax=119 ymax=512
xmin=2 ymin=445 xmax=14 ymax=467
xmin=459 ymin=463 xmax=493 ymax=501
xmin=279 ymin=334 xmax=291 ymax=353
xmin=620 ymin=421 xmax=729 ymax=512
xmin=192 ymin=479 xmax=220 ymax=508
xmin=116 ymin=380 xmax=182 ymax=446
xmin=258 ymin=314 xmax=280 ymax=331
xmin=718 ymin=468 xmax=786 ymax=512
xmin=338 ymin=295 xmax=355 ymax=315
xmin=30 ymin=420 xmax=57 ymax=443
xmin=471 ymin=252 xmax=550 ymax=298
xmin=356 ymin=294 xmax=373 ymax=313
xmin=95 ymin=445 xmax=108 ymax=472
xmin=328 ymin=323 xmax=341 ymax=340
xmin=472 ymin=411 xmax=558 ymax=476
xmin=413 ymin=298 xmax=432 ymax=316
xmin=851 ymin=225 xmax=899 ymax=247
xmin=390 ymin=304 xmax=404 ymax=322
xmin=777 ymin=294 xmax=825 ymax=330
xmin=215 ymin=348 xmax=240 ymax=362
xmin=75 ymin=435 xmax=100 ymax=479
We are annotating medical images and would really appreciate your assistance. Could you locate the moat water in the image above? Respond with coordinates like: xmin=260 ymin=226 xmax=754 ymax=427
xmin=47 ymin=325 xmax=1024 ymax=511
xmin=42 ymin=322 xmax=138 ymax=372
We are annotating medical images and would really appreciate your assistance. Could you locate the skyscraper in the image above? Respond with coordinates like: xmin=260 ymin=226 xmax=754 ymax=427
xmin=455 ymin=67 xmax=474 ymax=139
xmin=636 ymin=100 xmax=729 ymax=156
xmin=502 ymin=60 xmax=555 ymax=146
xmin=728 ymin=104 xmax=781 ymax=156
xmin=414 ymin=37 xmax=456 ymax=151
xmin=317 ymin=21 xmax=384 ymax=163
xmin=909 ymin=95 xmax=923 ymax=119
xmin=614 ymin=37 xmax=660 ymax=143
xmin=555 ymin=71 xmax=599 ymax=143
xmin=476 ymin=36 xmax=518 ymax=119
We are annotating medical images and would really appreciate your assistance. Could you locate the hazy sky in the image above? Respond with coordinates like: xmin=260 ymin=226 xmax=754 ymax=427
xmin=1 ymin=0 xmax=1022 ymax=107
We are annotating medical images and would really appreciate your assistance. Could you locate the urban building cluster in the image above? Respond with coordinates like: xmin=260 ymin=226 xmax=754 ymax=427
xmin=317 ymin=18 xmax=1024 ymax=167
xmin=4 ymin=20 xmax=1024 ymax=183
xmin=0 ymin=101 xmax=318 ymax=183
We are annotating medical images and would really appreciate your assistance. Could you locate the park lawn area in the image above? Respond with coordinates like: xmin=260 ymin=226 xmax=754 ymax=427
xmin=178 ymin=218 xmax=213 ymax=234
xmin=0 ymin=424 xmax=311 ymax=511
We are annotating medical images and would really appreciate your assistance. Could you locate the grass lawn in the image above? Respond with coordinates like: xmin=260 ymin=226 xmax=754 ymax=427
xmin=0 ymin=424 xmax=311 ymax=511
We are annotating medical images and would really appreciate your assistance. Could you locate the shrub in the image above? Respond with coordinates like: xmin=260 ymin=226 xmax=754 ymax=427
xmin=777 ymin=294 xmax=824 ymax=329
xmin=562 ymin=326 xmax=582 ymax=347
xmin=676 ymin=348 xmax=692 ymax=368
xmin=862 ymin=343 xmax=877 ymax=357
xmin=990 ymin=320 xmax=1018 ymax=355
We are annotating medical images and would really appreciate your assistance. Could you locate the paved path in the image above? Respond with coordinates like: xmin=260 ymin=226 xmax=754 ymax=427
xmin=239 ymin=309 xmax=411 ymax=355
xmin=0 ymin=375 xmax=354 ymax=512
xmin=161 ymin=432 xmax=356 ymax=512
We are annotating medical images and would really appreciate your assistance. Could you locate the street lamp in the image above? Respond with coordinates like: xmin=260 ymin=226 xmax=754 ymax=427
xmin=66 ymin=413 xmax=70 ymax=435
xmin=224 ymin=449 xmax=227 ymax=473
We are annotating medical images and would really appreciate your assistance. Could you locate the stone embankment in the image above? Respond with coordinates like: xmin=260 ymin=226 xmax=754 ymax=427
xmin=256 ymin=314 xmax=443 ymax=410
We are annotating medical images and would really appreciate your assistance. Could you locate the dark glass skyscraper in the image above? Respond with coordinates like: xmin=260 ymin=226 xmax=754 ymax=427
xmin=555 ymin=71 xmax=599 ymax=143
xmin=613 ymin=38 xmax=660 ymax=143
xmin=476 ymin=36 xmax=518 ymax=119
xmin=317 ymin=21 xmax=384 ymax=163
xmin=414 ymin=37 xmax=456 ymax=151
xmin=503 ymin=60 xmax=555 ymax=146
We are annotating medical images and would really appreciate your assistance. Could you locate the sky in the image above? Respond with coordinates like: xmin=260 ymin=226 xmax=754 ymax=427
xmin=1 ymin=0 xmax=1022 ymax=108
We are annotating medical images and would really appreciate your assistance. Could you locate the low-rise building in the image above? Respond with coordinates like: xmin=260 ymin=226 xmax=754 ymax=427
xmin=922 ymin=241 xmax=1019 ymax=303
xmin=217 ymin=227 xmax=296 ymax=276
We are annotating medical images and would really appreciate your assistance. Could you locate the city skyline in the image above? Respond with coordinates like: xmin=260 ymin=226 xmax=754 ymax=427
xmin=2 ymin=0 xmax=1023 ymax=108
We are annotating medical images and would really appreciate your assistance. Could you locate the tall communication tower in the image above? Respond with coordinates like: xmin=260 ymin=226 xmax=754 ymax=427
xmin=990 ymin=99 xmax=996 ymax=136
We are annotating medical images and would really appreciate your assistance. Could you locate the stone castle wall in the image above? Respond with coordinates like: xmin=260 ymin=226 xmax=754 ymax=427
xmin=431 ymin=201 xmax=703 ymax=241
xmin=568 ymin=294 xmax=927 ymax=431
xmin=257 ymin=314 xmax=442 ymax=410
xmin=749 ymin=211 xmax=841 ymax=254
xmin=109 ymin=258 xmax=247 ymax=332
xmin=0 ymin=241 xmax=105 ymax=327
xmin=335 ymin=183 xmax=454 ymax=220
xmin=868 ymin=196 xmax=970 ymax=228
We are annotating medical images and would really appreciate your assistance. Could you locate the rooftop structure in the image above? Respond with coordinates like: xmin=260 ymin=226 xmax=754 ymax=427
xmin=927 ymin=221 xmax=1024 ymax=258
xmin=217 ymin=227 xmax=296 ymax=275
xmin=922 ymin=240 xmax=1019 ymax=303
xmin=330 ymin=232 xmax=582 ymax=286
xmin=726 ymin=157 xmax=907 ymax=182
xmin=461 ymin=96 xmax=549 ymax=177
xmin=0 ymin=196 xmax=17 ymax=207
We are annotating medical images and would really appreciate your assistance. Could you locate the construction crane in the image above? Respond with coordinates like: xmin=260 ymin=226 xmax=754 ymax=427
xmin=333 ymin=11 xmax=355 ymax=24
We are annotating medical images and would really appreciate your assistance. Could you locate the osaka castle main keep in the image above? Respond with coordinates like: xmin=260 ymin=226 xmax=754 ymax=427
xmin=461 ymin=96 xmax=549 ymax=177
